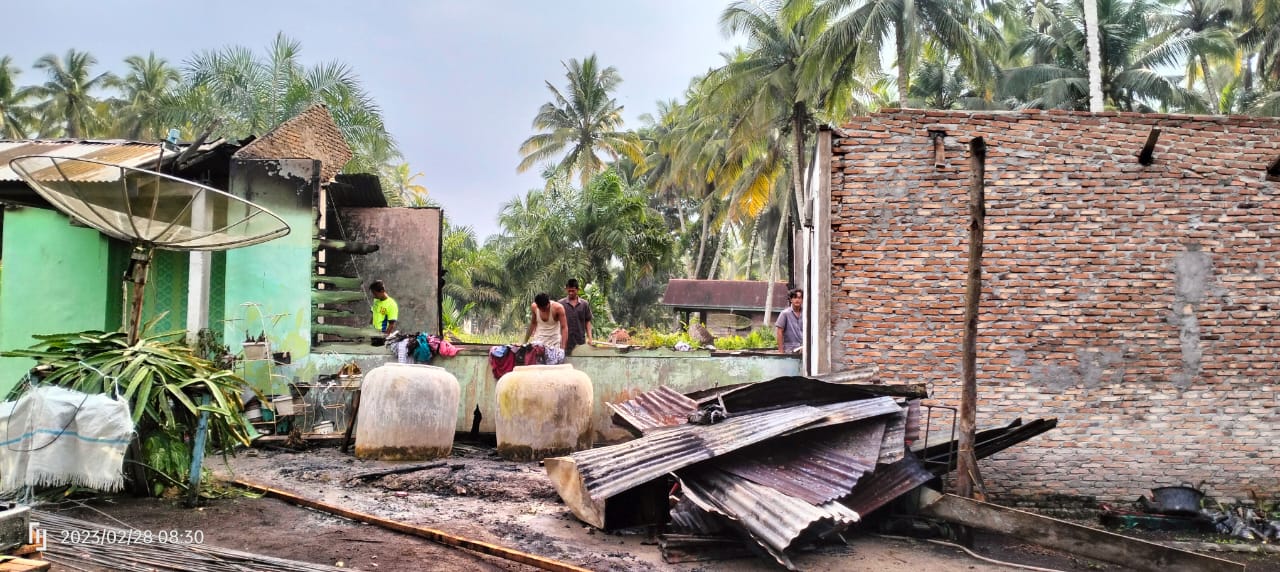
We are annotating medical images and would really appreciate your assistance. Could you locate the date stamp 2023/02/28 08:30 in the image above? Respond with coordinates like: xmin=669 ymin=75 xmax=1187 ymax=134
xmin=27 ymin=522 xmax=205 ymax=550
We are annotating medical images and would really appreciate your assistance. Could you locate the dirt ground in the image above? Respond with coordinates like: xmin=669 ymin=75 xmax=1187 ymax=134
xmin=39 ymin=442 xmax=1279 ymax=571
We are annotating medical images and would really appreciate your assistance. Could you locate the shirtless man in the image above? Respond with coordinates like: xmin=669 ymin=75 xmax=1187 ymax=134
xmin=523 ymin=293 xmax=568 ymax=349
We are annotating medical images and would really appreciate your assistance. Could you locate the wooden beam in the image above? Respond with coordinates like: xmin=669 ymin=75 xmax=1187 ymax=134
xmin=312 ymin=274 xmax=364 ymax=289
xmin=812 ymin=126 xmax=834 ymax=375
xmin=931 ymin=131 xmax=947 ymax=168
xmin=914 ymin=489 xmax=1243 ymax=572
xmin=1138 ymin=127 xmax=1161 ymax=166
xmin=957 ymin=137 xmax=987 ymax=500
xmin=230 ymin=478 xmax=592 ymax=572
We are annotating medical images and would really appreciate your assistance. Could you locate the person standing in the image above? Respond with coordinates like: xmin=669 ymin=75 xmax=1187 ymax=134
xmin=523 ymin=293 xmax=568 ymax=349
xmin=775 ymin=288 xmax=804 ymax=354
xmin=558 ymin=279 xmax=594 ymax=354
xmin=369 ymin=280 xmax=399 ymax=333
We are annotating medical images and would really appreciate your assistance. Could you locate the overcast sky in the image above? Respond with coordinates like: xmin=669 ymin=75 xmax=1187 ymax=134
xmin=3 ymin=1 xmax=739 ymax=238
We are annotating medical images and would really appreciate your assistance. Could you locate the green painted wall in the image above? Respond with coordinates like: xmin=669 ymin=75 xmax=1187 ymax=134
xmin=280 ymin=345 xmax=802 ymax=442
xmin=0 ymin=208 xmax=114 ymax=393
xmin=222 ymin=159 xmax=317 ymax=392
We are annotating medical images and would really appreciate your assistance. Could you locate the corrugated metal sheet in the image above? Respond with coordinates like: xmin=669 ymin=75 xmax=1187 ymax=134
xmin=878 ymin=409 xmax=907 ymax=465
xmin=0 ymin=141 xmax=175 ymax=182
xmin=842 ymin=453 xmax=933 ymax=517
xmin=658 ymin=534 xmax=754 ymax=564
xmin=565 ymin=405 xmax=834 ymax=501
xmin=669 ymin=496 xmax=728 ymax=534
xmin=708 ymin=375 xmax=927 ymax=413
xmin=917 ymin=418 xmax=1058 ymax=476
xmin=661 ymin=279 xmax=790 ymax=311
xmin=681 ymin=466 xmax=860 ymax=570
xmin=608 ymin=386 xmax=698 ymax=434
xmin=905 ymin=399 xmax=922 ymax=445
xmin=715 ymin=419 xmax=887 ymax=505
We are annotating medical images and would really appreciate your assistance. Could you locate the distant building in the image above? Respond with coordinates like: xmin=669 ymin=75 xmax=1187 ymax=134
xmin=660 ymin=279 xmax=790 ymax=336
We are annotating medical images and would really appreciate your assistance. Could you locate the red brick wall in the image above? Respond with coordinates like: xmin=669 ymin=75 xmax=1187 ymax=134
xmin=829 ymin=109 xmax=1280 ymax=503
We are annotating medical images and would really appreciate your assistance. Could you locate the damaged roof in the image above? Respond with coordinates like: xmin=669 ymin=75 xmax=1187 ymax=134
xmin=661 ymin=279 xmax=791 ymax=311
xmin=0 ymin=140 xmax=212 ymax=182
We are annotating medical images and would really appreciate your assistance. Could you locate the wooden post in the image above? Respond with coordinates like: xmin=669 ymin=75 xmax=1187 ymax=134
xmin=956 ymin=137 xmax=987 ymax=501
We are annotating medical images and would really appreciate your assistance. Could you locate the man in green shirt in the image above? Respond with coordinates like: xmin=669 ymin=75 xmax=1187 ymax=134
xmin=369 ymin=280 xmax=399 ymax=333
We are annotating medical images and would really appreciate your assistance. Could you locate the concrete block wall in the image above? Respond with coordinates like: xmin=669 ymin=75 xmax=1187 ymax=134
xmin=829 ymin=109 xmax=1280 ymax=503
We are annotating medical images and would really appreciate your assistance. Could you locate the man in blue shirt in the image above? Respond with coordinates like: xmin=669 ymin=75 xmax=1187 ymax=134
xmin=775 ymin=288 xmax=804 ymax=353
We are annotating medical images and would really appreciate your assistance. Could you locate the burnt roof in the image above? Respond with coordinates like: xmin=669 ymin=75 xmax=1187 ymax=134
xmin=661 ymin=279 xmax=791 ymax=311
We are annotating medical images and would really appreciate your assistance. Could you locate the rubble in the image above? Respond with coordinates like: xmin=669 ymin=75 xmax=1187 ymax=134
xmin=545 ymin=375 xmax=1053 ymax=570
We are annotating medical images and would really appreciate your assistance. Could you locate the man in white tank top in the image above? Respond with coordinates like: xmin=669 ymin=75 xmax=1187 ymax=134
xmin=523 ymin=293 xmax=567 ymax=349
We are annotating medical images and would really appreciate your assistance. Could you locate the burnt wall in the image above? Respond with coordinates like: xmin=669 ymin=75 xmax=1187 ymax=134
xmin=829 ymin=109 xmax=1280 ymax=503
xmin=331 ymin=207 xmax=441 ymax=334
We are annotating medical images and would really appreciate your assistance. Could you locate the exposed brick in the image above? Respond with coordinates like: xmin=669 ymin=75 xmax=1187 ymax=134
xmin=829 ymin=109 xmax=1280 ymax=504
xmin=233 ymin=104 xmax=353 ymax=183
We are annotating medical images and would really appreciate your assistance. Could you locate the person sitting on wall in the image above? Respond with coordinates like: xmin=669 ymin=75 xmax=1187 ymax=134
xmin=523 ymin=293 xmax=567 ymax=349
xmin=369 ymin=280 xmax=399 ymax=334
xmin=775 ymin=288 xmax=804 ymax=354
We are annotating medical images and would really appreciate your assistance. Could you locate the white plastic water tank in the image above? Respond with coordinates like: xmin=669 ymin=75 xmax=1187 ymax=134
xmin=495 ymin=364 xmax=593 ymax=461
xmin=354 ymin=363 xmax=460 ymax=460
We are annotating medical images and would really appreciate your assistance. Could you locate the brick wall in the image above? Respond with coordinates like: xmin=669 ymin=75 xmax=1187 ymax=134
xmin=234 ymin=104 xmax=353 ymax=183
xmin=829 ymin=109 xmax=1280 ymax=503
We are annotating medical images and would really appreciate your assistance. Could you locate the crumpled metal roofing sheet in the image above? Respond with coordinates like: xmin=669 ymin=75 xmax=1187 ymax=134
xmin=713 ymin=419 xmax=888 ymax=505
xmin=0 ymin=140 xmax=172 ymax=182
xmin=878 ymin=408 xmax=907 ymax=465
xmin=842 ymin=453 xmax=933 ymax=517
xmin=681 ymin=466 xmax=860 ymax=570
xmin=709 ymin=375 xmax=927 ymax=413
xmin=608 ymin=385 xmax=698 ymax=434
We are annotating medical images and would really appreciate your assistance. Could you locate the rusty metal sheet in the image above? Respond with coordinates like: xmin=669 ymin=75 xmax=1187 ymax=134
xmin=904 ymin=399 xmax=921 ymax=445
xmin=842 ymin=453 xmax=933 ymax=517
xmin=704 ymin=375 xmax=928 ymax=413
xmin=878 ymin=409 xmax=907 ymax=464
xmin=712 ymin=419 xmax=888 ymax=505
xmin=608 ymin=386 xmax=698 ymax=434
xmin=670 ymin=495 xmax=728 ymax=534
xmin=660 ymin=279 xmax=790 ymax=311
xmin=0 ymin=141 xmax=168 ymax=182
xmin=658 ymin=534 xmax=754 ymax=563
xmin=917 ymin=418 xmax=1058 ymax=476
xmin=680 ymin=466 xmax=860 ymax=570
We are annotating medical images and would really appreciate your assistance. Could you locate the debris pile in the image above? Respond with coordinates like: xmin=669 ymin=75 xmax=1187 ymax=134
xmin=545 ymin=374 xmax=1056 ymax=569
xmin=1102 ymin=485 xmax=1280 ymax=542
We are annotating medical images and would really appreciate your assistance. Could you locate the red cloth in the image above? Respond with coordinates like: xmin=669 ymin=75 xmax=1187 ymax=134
xmin=490 ymin=351 xmax=515 ymax=381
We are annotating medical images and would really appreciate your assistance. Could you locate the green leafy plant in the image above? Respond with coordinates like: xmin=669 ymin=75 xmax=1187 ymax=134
xmin=745 ymin=327 xmax=777 ymax=349
xmin=441 ymin=296 xmax=475 ymax=338
xmin=2 ymin=326 xmax=255 ymax=495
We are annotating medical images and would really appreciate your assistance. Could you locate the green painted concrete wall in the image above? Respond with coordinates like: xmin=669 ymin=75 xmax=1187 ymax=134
xmin=0 ymin=208 xmax=114 ymax=393
xmin=277 ymin=345 xmax=802 ymax=442
xmin=223 ymin=159 xmax=318 ymax=393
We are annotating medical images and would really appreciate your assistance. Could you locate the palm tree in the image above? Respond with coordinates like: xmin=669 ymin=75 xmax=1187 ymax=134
xmin=113 ymin=52 xmax=181 ymax=139
xmin=29 ymin=49 xmax=116 ymax=138
xmin=812 ymin=0 xmax=999 ymax=107
xmin=1156 ymin=0 xmax=1239 ymax=113
xmin=382 ymin=162 xmax=430 ymax=206
xmin=0 ymin=56 xmax=34 ymax=139
xmin=168 ymin=32 xmax=398 ymax=172
xmin=517 ymin=55 xmax=644 ymax=188
xmin=1001 ymin=0 xmax=1207 ymax=112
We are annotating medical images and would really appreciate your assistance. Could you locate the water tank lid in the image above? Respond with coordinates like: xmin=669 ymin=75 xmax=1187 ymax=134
xmin=512 ymin=364 xmax=574 ymax=371
xmin=380 ymin=363 xmax=446 ymax=371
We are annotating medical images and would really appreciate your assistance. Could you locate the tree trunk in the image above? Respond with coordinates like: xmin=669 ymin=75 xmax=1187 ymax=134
xmin=1082 ymin=0 xmax=1105 ymax=112
xmin=1199 ymin=55 xmax=1217 ymax=113
xmin=896 ymin=24 xmax=910 ymax=107
xmin=762 ymin=207 xmax=790 ymax=331
xmin=692 ymin=202 xmax=711 ymax=278
xmin=957 ymin=137 xmax=987 ymax=501
xmin=708 ymin=229 xmax=729 ymax=280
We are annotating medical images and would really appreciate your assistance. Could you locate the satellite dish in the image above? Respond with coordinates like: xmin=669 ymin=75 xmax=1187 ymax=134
xmin=8 ymin=154 xmax=292 ymax=343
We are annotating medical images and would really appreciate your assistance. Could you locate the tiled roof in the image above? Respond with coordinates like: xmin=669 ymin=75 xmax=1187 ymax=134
xmin=233 ymin=104 xmax=353 ymax=183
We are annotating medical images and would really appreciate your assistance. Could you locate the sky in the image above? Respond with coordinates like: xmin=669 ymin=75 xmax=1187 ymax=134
xmin=3 ymin=1 xmax=740 ymax=238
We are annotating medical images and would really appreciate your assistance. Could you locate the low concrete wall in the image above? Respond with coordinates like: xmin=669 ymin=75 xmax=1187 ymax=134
xmin=277 ymin=344 xmax=801 ymax=442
